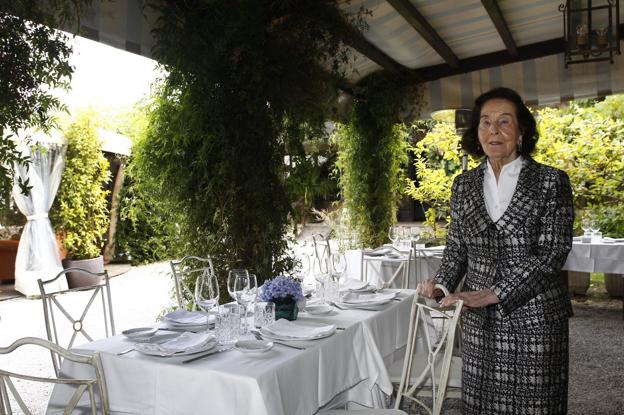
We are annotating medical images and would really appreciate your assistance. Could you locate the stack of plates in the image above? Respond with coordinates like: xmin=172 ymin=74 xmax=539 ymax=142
xmin=160 ymin=309 xmax=213 ymax=331
xmin=337 ymin=291 xmax=397 ymax=310
xmin=260 ymin=320 xmax=336 ymax=341
xmin=134 ymin=332 xmax=217 ymax=357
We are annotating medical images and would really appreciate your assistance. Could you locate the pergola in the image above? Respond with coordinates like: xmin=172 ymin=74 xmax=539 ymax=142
xmin=76 ymin=0 xmax=623 ymax=114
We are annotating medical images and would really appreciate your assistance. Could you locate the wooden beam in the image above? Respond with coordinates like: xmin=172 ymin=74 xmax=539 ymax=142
xmin=481 ymin=0 xmax=518 ymax=57
xmin=415 ymin=37 xmax=564 ymax=82
xmin=344 ymin=30 xmax=406 ymax=77
xmin=386 ymin=0 xmax=459 ymax=68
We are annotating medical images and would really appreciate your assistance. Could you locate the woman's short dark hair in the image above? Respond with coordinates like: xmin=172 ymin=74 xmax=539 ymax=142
xmin=461 ymin=87 xmax=538 ymax=157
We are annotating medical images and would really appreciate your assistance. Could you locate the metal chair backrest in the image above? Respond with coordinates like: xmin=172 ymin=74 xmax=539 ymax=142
xmin=37 ymin=268 xmax=115 ymax=377
xmin=394 ymin=285 xmax=463 ymax=415
xmin=312 ymin=234 xmax=333 ymax=274
xmin=170 ymin=255 xmax=215 ymax=310
xmin=361 ymin=245 xmax=412 ymax=288
xmin=0 ymin=336 xmax=109 ymax=414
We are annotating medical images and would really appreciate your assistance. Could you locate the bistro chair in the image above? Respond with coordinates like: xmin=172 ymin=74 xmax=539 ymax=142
xmin=170 ymin=255 xmax=215 ymax=310
xmin=0 ymin=336 xmax=110 ymax=414
xmin=312 ymin=233 xmax=333 ymax=274
xmin=37 ymin=268 xmax=115 ymax=377
xmin=390 ymin=285 xmax=463 ymax=415
xmin=361 ymin=245 xmax=412 ymax=289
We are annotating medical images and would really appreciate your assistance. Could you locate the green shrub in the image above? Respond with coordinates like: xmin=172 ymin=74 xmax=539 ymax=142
xmin=334 ymin=73 xmax=410 ymax=248
xmin=51 ymin=112 xmax=111 ymax=259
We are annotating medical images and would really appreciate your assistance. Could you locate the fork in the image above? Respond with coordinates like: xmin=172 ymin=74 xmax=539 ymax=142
xmin=252 ymin=330 xmax=306 ymax=350
xmin=117 ymin=347 xmax=135 ymax=355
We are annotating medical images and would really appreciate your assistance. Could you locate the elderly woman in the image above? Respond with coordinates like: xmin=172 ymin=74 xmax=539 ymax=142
xmin=419 ymin=87 xmax=574 ymax=414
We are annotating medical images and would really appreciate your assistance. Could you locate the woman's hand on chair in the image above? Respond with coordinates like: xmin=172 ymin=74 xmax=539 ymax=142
xmin=439 ymin=289 xmax=499 ymax=309
xmin=416 ymin=278 xmax=444 ymax=300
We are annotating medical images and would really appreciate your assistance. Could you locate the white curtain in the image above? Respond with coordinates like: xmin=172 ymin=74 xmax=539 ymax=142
xmin=12 ymin=143 xmax=67 ymax=297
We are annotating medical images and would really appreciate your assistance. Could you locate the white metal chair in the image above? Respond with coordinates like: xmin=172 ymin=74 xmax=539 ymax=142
xmin=0 ymin=336 xmax=109 ymax=414
xmin=312 ymin=233 xmax=333 ymax=274
xmin=38 ymin=268 xmax=115 ymax=377
xmin=390 ymin=285 xmax=463 ymax=415
xmin=361 ymin=246 xmax=412 ymax=289
xmin=170 ymin=255 xmax=216 ymax=310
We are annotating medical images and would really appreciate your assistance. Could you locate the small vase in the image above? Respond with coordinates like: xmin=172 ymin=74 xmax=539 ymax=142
xmin=273 ymin=298 xmax=298 ymax=321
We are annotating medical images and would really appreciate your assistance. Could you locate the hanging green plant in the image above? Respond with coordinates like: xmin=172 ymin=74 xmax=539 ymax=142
xmin=334 ymin=73 xmax=413 ymax=248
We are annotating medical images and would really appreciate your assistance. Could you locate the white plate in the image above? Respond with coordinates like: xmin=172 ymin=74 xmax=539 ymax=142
xmin=260 ymin=321 xmax=336 ymax=341
xmin=305 ymin=304 xmax=332 ymax=315
xmin=235 ymin=339 xmax=274 ymax=354
xmin=134 ymin=334 xmax=217 ymax=357
xmin=122 ymin=327 xmax=158 ymax=341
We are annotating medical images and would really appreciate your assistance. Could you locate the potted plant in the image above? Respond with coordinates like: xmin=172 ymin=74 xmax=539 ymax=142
xmin=259 ymin=275 xmax=304 ymax=321
xmin=51 ymin=113 xmax=111 ymax=288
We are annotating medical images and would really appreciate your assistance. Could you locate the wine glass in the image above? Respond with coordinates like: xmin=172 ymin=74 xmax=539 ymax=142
xmin=194 ymin=269 xmax=219 ymax=314
xmin=227 ymin=270 xmax=257 ymax=334
xmin=314 ymin=258 xmax=329 ymax=303
xmin=330 ymin=252 xmax=346 ymax=281
xmin=388 ymin=226 xmax=399 ymax=246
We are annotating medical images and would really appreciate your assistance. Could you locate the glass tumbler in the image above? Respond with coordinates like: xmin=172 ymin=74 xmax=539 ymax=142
xmin=215 ymin=304 xmax=242 ymax=345
xmin=253 ymin=302 xmax=275 ymax=329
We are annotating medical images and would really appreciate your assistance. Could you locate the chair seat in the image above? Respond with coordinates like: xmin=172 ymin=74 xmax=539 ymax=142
xmin=388 ymin=352 xmax=462 ymax=389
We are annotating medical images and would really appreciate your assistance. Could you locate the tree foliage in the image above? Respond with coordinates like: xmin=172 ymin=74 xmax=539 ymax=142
xmin=132 ymin=0 xmax=362 ymax=293
xmin=50 ymin=111 xmax=111 ymax=259
xmin=0 ymin=0 xmax=88 ymax=206
xmin=334 ymin=73 xmax=411 ymax=248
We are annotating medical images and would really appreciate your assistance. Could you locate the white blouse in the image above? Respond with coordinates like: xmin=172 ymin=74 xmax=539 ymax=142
xmin=483 ymin=156 xmax=524 ymax=222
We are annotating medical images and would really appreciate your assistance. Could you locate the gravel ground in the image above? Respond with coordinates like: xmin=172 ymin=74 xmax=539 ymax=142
xmin=1 ymin=259 xmax=622 ymax=414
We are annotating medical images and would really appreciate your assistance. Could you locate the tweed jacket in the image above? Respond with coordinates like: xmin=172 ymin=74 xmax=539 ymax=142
xmin=435 ymin=157 xmax=574 ymax=322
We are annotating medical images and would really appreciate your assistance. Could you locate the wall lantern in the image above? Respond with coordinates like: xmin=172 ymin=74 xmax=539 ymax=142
xmin=430 ymin=108 xmax=472 ymax=172
xmin=560 ymin=0 xmax=621 ymax=67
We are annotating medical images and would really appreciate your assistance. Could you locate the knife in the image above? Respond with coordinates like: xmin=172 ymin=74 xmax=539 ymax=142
xmin=181 ymin=347 xmax=234 ymax=364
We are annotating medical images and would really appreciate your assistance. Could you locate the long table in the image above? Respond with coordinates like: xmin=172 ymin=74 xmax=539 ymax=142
xmin=563 ymin=240 xmax=624 ymax=274
xmin=47 ymin=290 xmax=416 ymax=415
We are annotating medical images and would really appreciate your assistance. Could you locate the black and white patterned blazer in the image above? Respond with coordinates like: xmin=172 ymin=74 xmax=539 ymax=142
xmin=435 ymin=157 xmax=574 ymax=323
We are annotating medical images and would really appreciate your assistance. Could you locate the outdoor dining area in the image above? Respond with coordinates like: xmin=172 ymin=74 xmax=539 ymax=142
xmin=1 ymin=0 xmax=624 ymax=414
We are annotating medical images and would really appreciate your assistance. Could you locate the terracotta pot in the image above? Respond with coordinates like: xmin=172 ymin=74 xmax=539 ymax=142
xmin=604 ymin=273 xmax=623 ymax=298
xmin=62 ymin=255 xmax=105 ymax=288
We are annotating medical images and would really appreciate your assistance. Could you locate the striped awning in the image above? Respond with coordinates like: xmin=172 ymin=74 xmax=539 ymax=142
xmin=73 ymin=0 xmax=624 ymax=117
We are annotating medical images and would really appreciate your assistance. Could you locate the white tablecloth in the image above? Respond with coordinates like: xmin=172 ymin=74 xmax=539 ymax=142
xmin=47 ymin=290 xmax=416 ymax=415
xmin=345 ymin=248 xmax=444 ymax=288
xmin=563 ymin=241 xmax=624 ymax=274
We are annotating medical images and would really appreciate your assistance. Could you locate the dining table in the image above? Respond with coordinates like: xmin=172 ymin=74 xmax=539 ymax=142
xmin=344 ymin=246 xmax=444 ymax=289
xmin=47 ymin=289 xmax=416 ymax=415
xmin=562 ymin=238 xmax=624 ymax=274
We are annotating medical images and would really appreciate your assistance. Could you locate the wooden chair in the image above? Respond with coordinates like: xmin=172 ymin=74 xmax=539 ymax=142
xmin=0 ymin=336 xmax=109 ymax=414
xmin=37 ymin=268 xmax=115 ymax=376
xmin=170 ymin=255 xmax=215 ymax=310
xmin=390 ymin=285 xmax=463 ymax=415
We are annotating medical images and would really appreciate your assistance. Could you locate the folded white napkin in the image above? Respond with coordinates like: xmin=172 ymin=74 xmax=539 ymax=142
xmin=135 ymin=332 xmax=215 ymax=356
xmin=162 ymin=309 xmax=209 ymax=325
xmin=341 ymin=291 xmax=396 ymax=304
xmin=602 ymin=237 xmax=624 ymax=243
xmin=340 ymin=279 xmax=369 ymax=292
xmin=264 ymin=319 xmax=335 ymax=339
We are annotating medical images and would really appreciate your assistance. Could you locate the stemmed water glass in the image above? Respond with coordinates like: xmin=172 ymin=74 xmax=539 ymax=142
xmin=227 ymin=270 xmax=257 ymax=334
xmin=330 ymin=252 xmax=346 ymax=281
xmin=388 ymin=226 xmax=399 ymax=246
xmin=314 ymin=258 xmax=329 ymax=304
xmin=194 ymin=269 xmax=220 ymax=313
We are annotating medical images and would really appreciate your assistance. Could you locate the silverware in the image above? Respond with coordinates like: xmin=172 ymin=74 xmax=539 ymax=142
xmin=330 ymin=301 xmax=347 ymax=311
xmin=181 ymin=347 xmax=233 ymax=364
xmin=117 ymin=347 xmax=135 ymax=355
xmin=252 ymin=330 xmax=306 ymax=350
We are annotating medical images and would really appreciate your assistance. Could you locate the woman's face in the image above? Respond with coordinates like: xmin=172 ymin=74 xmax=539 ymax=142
xmin=477 ymin=98 xmax=522 ymax=164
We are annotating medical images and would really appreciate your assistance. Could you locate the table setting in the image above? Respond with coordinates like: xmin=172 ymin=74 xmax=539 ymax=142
xmin=47 ymin=266 xmax=417 ymax=415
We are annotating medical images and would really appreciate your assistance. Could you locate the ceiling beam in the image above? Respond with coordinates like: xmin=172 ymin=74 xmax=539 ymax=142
xmin=343 ymin=30 xmax=406 ymax=77
xmin=481 ymin=0 xmax=518 ymax=57
xmin=386 ymin=0 xmax=459 ymax=68
xmin=415 ymin=37 xmax=563 ymax=82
